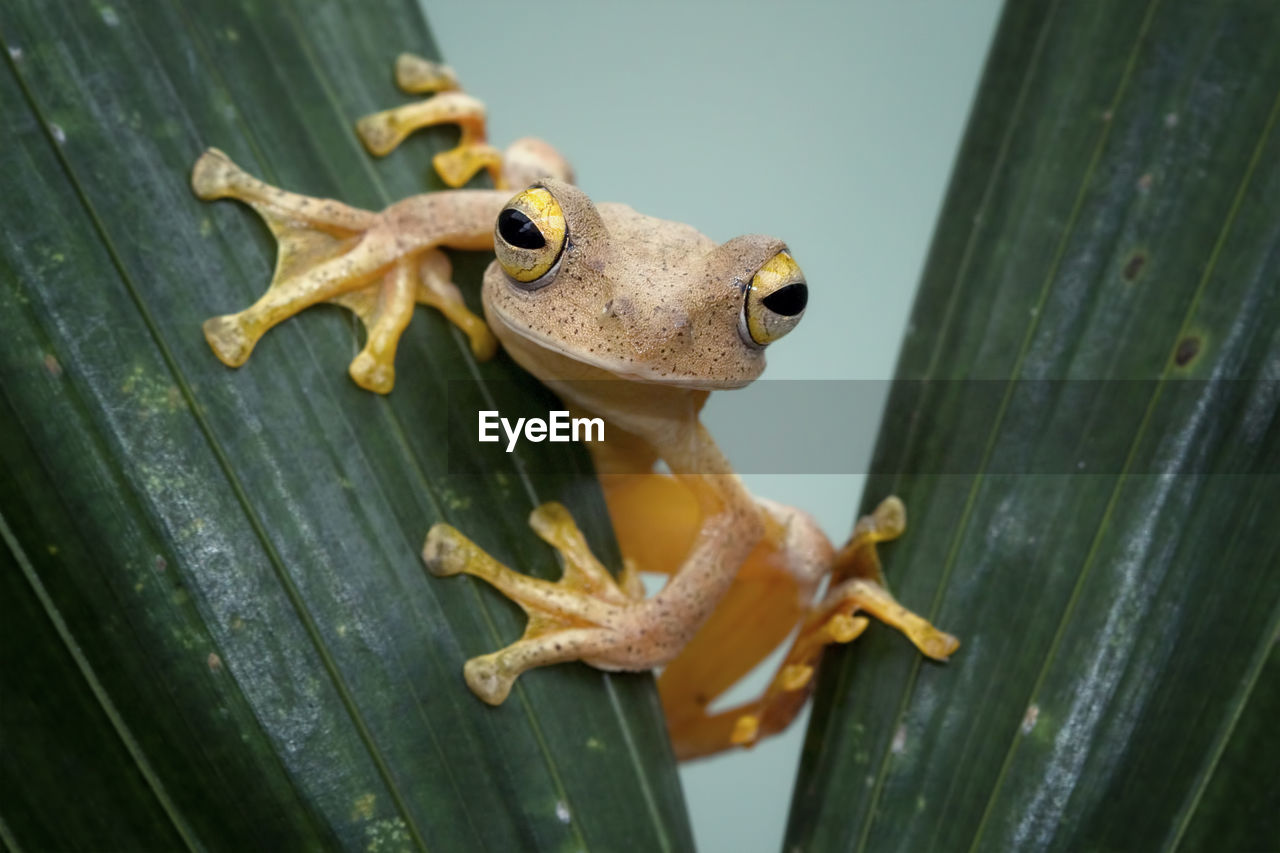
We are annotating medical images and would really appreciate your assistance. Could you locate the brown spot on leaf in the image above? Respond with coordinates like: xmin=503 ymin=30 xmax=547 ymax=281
xmin=1174 ymin=336 xmax=1201 ymax=366
xmin=1123 ymin=252 xmax=1146 ymax=281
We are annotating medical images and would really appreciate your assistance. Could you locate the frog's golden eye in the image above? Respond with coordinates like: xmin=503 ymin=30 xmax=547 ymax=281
xmin=741 ymin=250 xmax=808 ymax=346
xmin=494 ymin=186 xmax=567 ymax=287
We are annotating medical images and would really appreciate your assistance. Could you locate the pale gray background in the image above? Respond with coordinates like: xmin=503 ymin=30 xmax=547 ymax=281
xmin=421 ymin=2 xmax=1002 ymax=849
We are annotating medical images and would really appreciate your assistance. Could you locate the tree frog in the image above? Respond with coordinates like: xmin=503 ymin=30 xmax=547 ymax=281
xmin=191 ymin=54 xmax=958 ymax=760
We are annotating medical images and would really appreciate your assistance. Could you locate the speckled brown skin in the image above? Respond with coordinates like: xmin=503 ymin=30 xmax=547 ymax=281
xmin=193 ymin=54 xmax=958 ymax=760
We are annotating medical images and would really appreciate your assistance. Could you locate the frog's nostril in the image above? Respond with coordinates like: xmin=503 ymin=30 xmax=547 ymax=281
xmin=762 ymin=282 xmax=807 ymax=316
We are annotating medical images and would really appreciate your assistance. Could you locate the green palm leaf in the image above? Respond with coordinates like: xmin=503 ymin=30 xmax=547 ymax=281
xmin=0 ymin=1 xmax=690 ymax=849
xmin=788 ymin=1 xmax=1280 ymax=850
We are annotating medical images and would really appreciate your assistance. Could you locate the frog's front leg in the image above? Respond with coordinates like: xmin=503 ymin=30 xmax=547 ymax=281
xmin=192 ymin=148 xmax=503 ymax=392
xmin=355 ymin=53 xmax=573 ymax=190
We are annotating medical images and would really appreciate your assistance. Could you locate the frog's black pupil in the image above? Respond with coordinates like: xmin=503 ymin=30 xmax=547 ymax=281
xmin=498 ymin=208 xmax=546 ymax=250
xmin=762 ymin=282 xmax=808 ymax=316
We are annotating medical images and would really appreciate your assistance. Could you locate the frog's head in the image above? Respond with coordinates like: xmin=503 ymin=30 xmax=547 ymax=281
xmin=481 ymin=180 xmax=808 ymax=389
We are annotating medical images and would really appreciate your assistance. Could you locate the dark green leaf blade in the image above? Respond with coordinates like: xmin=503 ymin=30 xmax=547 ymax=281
xmin=786 ymin=1 xmax=1280 ymax=851
xmin=0 ymin=1 xmax=690 ymax=849
xmin=0 ymin=518 xmax=194 ymax=851
xmin=1177 ymin=642 xmax=1280 ymax=851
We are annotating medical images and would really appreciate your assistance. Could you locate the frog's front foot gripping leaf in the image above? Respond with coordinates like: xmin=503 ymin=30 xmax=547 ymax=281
xmin=191 ymin=55 xmax=568 ymax=393
xmin=191 ymin=147 xmax=497 ymax=394
xmin=422 ymin=502 xmax=647 ymax=704
xmin=353 ymin=54 xmax=503 ymax=190
xmin=354 ymin=53 xmax=572 ymax=192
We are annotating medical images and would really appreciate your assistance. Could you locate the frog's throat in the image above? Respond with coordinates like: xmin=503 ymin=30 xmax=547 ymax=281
xmin=486 ymin=301 xmax=756 ymax=392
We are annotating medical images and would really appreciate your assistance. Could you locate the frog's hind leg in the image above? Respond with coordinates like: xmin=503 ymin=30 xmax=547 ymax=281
xmin=422 ymin=502 xmax=644 ymax=704
xmin=655 ymin=495 xmax=958 ymax=760
xmin=356 ymin=53 xmax=575 ymax=191
xmin=701 ymin=498 xmax=958 ymax=757
xmin=193 ymin=148 xmax=494 ymax=392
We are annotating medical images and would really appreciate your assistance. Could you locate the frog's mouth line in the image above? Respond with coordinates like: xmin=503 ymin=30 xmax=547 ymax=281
xmin=485 ymin=298 xmax=757 ymax=392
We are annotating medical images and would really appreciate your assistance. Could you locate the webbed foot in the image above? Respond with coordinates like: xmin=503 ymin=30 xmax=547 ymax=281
xmin=356 ymin=53 xmax=574 ymax=190
xmin=191 ymin=149 xmax=497 ymax=392
xmin=356 ymin=53 xmax=505 ymax=188
xmin=423 ymin=502 xmax=646 ymax=703
xmin=727 ymin=497 xmax=958 ymax=751
xmin=665 ymin=496 xmax=959 ymax=759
